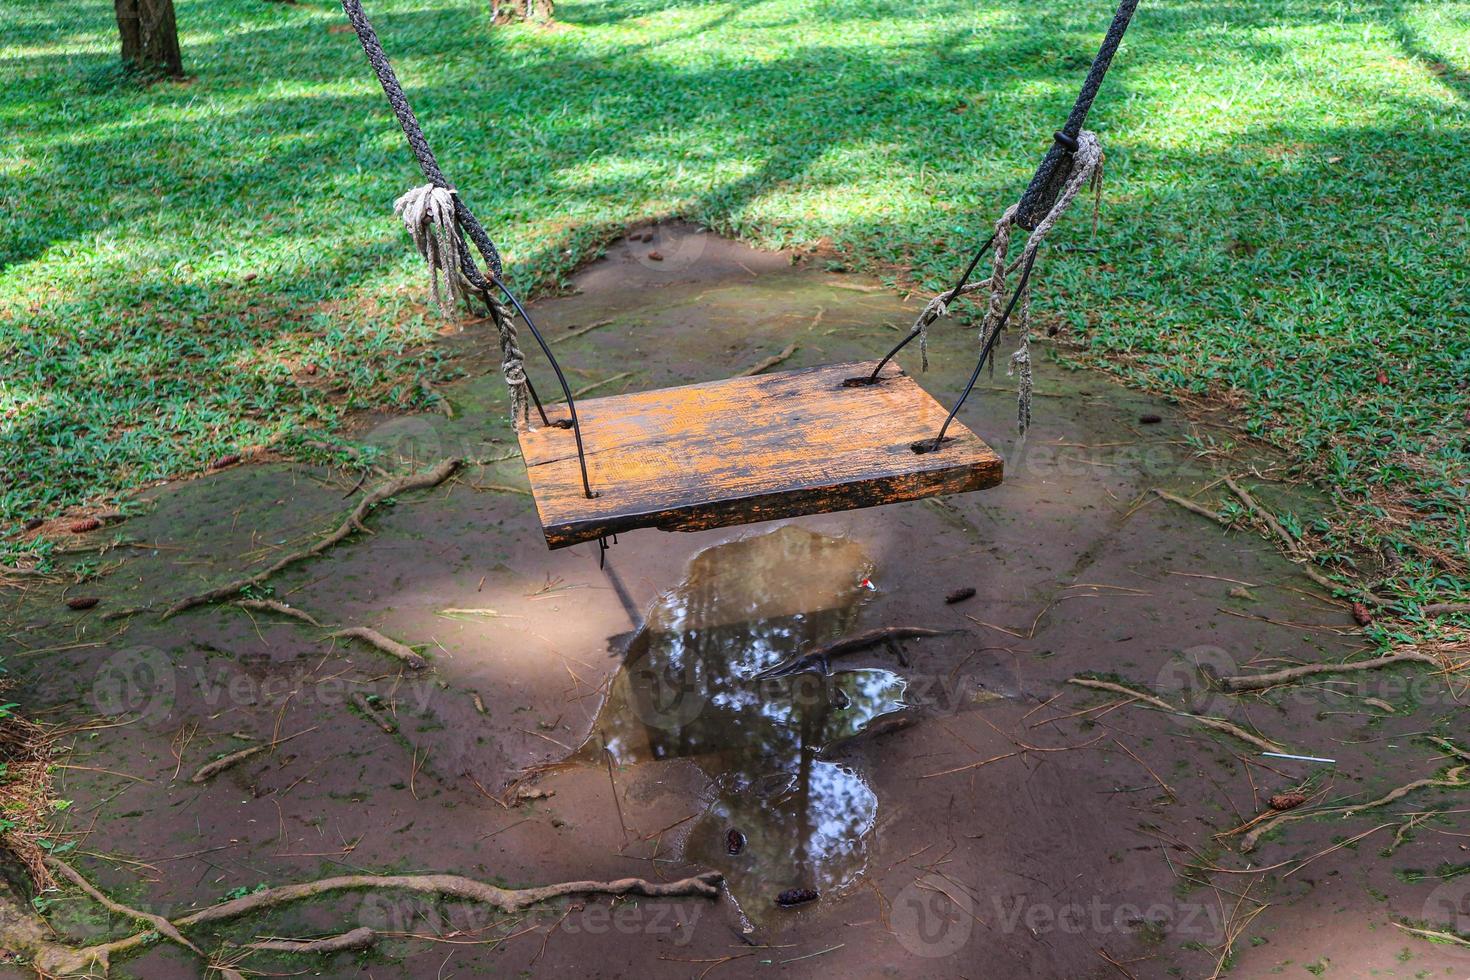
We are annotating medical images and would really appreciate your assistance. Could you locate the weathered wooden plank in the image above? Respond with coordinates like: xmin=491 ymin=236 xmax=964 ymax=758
xmin=517 ymin=360 xmax=1003 ymax=548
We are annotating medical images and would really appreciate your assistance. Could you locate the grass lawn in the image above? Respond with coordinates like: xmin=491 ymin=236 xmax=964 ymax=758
xmin=2 ymin=0 xmax=1466 ymax=625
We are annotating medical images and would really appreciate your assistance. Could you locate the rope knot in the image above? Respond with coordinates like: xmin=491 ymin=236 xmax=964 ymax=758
xmin=916 ymin=294 xmax=952 ymax=371
xmin=394 ymin=184 xmax=470 ymax=315
xmin=907 ymin=130 xmax=1103 ymax=435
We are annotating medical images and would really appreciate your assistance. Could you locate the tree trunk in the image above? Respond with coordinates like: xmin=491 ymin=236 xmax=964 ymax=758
xmin=115 ymin=0 xmax=184 ymax=78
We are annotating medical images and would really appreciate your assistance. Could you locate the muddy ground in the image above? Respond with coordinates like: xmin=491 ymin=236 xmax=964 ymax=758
xmin=2 ymin=225 xmax=1466 ymax=978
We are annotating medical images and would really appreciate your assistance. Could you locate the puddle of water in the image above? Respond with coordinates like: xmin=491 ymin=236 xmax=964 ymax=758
xmin=576 ymin=526 xmax=907 ymax=924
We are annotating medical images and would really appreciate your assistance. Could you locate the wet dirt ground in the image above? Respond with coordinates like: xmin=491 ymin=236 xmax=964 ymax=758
xmin=3 ymin=224 xmax=1466 ymax=978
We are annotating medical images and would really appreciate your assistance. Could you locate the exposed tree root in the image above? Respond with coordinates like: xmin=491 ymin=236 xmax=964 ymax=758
xmin=158 ymin=458 xmax=462 ymax=620
xmin=181 ymin=870 xmax=722 ymax=925
xmin=9 ymin=868 xmax=721 ymax=976
xmin=351 ymin=692 xmax=397 ymax=733
xmin=332 ymin=627 xmax=427 ymax=669
xmin=189 ymin=745 xmax=266 ymax=784
xmin=235 ymin=600 xmax=428 ymax=671
xmin=1432 ymin=736 xmax=1470 ymax=764
xmin=189 ymin=729 xmax=313 ymax=784
xmin=1393 ymin=922 xmax=1470 ymax=948
xmin=233 ymin=598 xmax=322 ymax=626
xmin=1217 ymin=648 xmax=1449 ymax=692
xmin=1067 ymin=677 xmax=1285 ymax=753
xmin=1236 ymin=762 xmax=1468 ymax=853
xmin=243 ymin=926 xmax=377 ymax=953
xmin=1222 ymin=477 xmax=1342 ymax=595
xmin=46 ymin=858 xmax=200 ymax=957
xmin=1155 ymin=481 xmax=1347 ymax=596
xmin=738 ymin=341 xmax=798 ymax=377
xmin=1153 ymin=488 xmax=1224 ymax=524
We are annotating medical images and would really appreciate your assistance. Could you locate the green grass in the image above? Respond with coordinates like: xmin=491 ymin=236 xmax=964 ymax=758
xmin=1 ymin=0 xmax=1466 ymax=615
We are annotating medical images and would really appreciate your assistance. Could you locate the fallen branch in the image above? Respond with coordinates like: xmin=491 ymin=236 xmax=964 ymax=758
xmin=1237 ymin=763 xmax=1468 ymax=852
xmin=738 ymin=341 xmax=798 ymax=377
xmin=1067 ymin=678 xmax=1284 ymax=753
xmin=573 ymin=370 xmax=635 ymax=399
xmin=243 ymin=926 xmax=377 ymax=953
xmin=1217 ymin=649 xmax=1443 ymax=692
xmin=159 ymin=458 xmax=461 ymax=619
xmin=332 ymin=626 xmax=427 ymax=670
xmin=554 ymin=318 xmax=614 ymax=342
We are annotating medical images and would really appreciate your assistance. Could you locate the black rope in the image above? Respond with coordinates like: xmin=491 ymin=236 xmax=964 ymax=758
xmin=1015 ymin=0 xmax=1139 ymax=229
xmin=897 ymin=0 xmax=1137 ymax=449
xmin=338 ymin=0 xmax=596 ymax=499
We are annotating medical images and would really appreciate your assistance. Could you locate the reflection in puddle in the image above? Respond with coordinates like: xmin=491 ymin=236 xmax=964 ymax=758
xmin=578 ymin=526 xmax=905 ymax=923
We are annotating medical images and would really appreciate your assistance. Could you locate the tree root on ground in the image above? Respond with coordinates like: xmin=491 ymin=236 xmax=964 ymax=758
xmin=1153 ymin=480 xmax=1343 ymax=596
xmin=331 ymin=627 xmax=427 ymax=669
xmin=1152 ymin=489 xmax=1224 ymax=524
xmin=234 ymin=598 xmax=322 ymax=626
xmin=46 ymin=858 xmax=201 ymax=957
xmin=154 ymin=458 xmax=462 ymax=620
xmin=3 ymin=867 xmax=721 ymax=976
xmin=1393 ymin=922 xmax=1470 ymax=948
xmin=189 ymin=745 xmax=265 ymax=784
xmin=1233 ymin=763 xmax=1467 ymax=853
xmin=1221 ymin=477 xmax=1346 ymax=595
xmin=235 ymin=600 xmax=428 ymax=670
xmin=1217 ymin=647 xmax=1456 ymax=692
xmin=243 ymin=926 xmax=377 ymax=953
xmin=738 ymin=341 xmax=798 ymax=377
xmin=1066 ymin=677 xmax=1285 ymax=753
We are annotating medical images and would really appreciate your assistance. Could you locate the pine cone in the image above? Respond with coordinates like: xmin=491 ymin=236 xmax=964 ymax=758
xmin=1269 ymin=792 xmax=1307 ymax=811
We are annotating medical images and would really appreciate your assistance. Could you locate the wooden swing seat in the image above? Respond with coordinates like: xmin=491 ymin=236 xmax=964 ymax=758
xmin=517 ymin=360 xmax=1003 ymax=549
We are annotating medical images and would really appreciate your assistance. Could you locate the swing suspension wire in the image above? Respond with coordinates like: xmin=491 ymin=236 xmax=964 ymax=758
xmin=339 ymin=0 xmax=596 ymax=499
xmin=891 ymin=0 xmax=1138 ymax=448
xmin=342 ymin=0 xmax=1135 ymax=513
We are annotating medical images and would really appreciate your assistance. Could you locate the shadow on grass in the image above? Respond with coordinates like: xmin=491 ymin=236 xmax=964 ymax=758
xmin=1 ymin=0 xmax=1466 ymax=534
